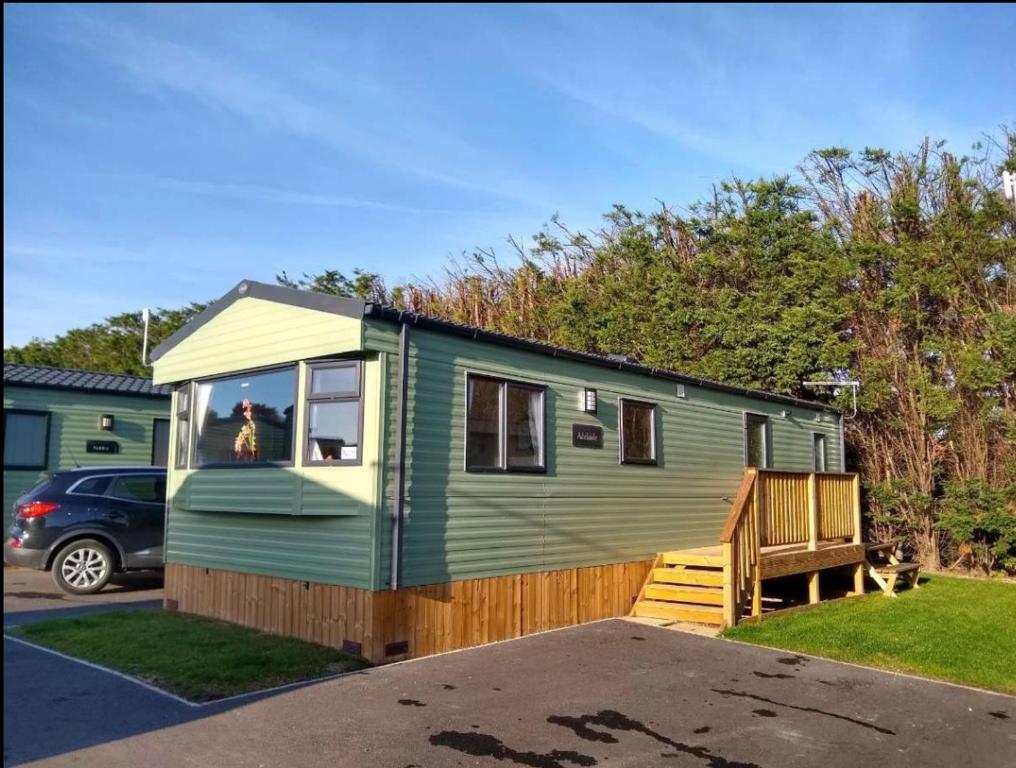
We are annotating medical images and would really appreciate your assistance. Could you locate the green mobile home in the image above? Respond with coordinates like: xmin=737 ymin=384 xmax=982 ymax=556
xmin=3 ymin=365 xmax=171 ymax=530
xmin=152 ymin=280 xmax=861 ymax=662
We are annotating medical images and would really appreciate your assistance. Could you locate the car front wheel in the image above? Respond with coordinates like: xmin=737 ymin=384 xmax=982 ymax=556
xmin=52 ymin=540 xmax=114 ymax=595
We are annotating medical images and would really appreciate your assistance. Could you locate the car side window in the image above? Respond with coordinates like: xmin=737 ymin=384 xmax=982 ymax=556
xmin=69 ymin=476 xmax=111 ymax=496
xmin=109 ymin=475 xmax=165 ymax=504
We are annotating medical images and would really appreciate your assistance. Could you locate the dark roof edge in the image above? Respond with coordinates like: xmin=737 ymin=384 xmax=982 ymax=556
xmin=365 ymin=305 xmax=841 ymax=415
xmin=150 ymin=278 xmax=839 ymax=414
xmin=3 ymin=381 xmax=171 ymax=399
xmin=150 ymin=280 xmax=367 ymax=362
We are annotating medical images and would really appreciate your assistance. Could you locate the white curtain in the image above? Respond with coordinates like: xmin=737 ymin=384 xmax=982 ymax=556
xmin=528 ymin=389 xmax=543 ymax=464
xmin=192 ymin=382 xmax=213 ymax=461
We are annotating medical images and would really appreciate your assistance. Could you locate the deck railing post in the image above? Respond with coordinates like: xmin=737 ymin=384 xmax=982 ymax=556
xmin=722 ymin=541 xmax=736 ymax=627
xmin=851 ymin=472 xmax=865 ymax=595
xmin=807 ymin=472 xmax=818 ymax=551
xmin=851 ymin=473 xmax=862 ymax=545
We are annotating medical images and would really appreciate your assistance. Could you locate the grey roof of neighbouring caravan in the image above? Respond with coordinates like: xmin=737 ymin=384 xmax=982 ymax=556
xmin=150 ymin=279 xmax=841 ymax=414
xmin=3 ymin=364 xmax=172 ymax=397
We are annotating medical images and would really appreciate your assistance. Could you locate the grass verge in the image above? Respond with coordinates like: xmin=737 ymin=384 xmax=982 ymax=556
xmin=723 ymin=574 xmax=1016 ymax=694
xmin=7 ymin=610 xmax=366 ymax=701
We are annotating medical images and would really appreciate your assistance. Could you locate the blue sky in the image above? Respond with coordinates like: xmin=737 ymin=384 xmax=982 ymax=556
xmin=4 ymin=4 xmax=1014 ymax=347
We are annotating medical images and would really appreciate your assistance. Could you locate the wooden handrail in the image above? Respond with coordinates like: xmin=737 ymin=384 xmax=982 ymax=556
xmin=719 ymin=468 xmax=758 ymax=543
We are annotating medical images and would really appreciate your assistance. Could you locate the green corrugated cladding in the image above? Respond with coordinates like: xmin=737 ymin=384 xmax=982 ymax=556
xmin=2 ymin=386 xmax=170 ymax=530
xmin=361 ymin=321 xmax=843 ymax=589
xmin=363 ymin=320 xmax=400 ymax=590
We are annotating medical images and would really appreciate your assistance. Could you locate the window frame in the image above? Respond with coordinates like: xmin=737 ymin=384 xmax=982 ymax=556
xmin=464 ymin=373 xmax=547 ymax=474
xmin=66 ymin=474 xmax=115 ymax=498
xmin=107 ymin=473 xmax=167 ymax=504
xmin=303 ymin=359 xmax=365 ymax=467
xmin=743 ymin=411 xmax=772 ymax=469
xmin=174 ymin=383 xmax=192 ymax=470
xmin=3 ymin=408 xmax=51 ymax=471
xmin=190 ymin=364 xmax=299 ymax=469
xmin=812 ymin=432 xmax=827 ymax=472
xmin=152 ymin=418 xmax=171 ymax=467
xmin=618 ymin=398 xmax=659 ymax=466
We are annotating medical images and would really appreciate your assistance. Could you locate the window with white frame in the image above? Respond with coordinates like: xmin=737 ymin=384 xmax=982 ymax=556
xmin=305 ymin=361 xmax=363 ymax=464
xmin=175 ymin=384 xmax=190 ymax=469
xmin=465 ymin=375 xmax=545 ymax=472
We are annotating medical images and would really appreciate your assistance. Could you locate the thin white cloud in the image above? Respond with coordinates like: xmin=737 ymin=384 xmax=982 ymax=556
xmin=46 ymin=9 xmax=551 ymax=208
xmin=496 ymin=5 xmax=961 ymax=175
xmin=111 ymin=175 xmax=499 ymax=216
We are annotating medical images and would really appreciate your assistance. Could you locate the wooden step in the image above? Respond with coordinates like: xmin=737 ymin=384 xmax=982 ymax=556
xmin=644 ymin=584 xmax=723 ymax=606
xmin=652 ymin=568 xmax=724 ymax=587
xmin=661 ymin=552 xmax=724 ymax=568
xmin=632 ymin=600 xmax=723 ymax=625
xmin=873 ymin=562 xmax=920 ymax=574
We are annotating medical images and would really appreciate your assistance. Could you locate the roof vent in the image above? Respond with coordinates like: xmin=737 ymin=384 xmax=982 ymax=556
xmin=237 ymin=281 xmax=249 ymax=296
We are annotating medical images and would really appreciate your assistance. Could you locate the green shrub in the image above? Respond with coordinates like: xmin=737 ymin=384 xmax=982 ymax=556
xmin=937 ymin=480 xmax=1016 ymax=574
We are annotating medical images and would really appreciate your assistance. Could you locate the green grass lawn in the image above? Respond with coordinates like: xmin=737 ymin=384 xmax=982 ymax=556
xmin=723 ymin=574 xmax=1016 ymax=694
xmin=8 ymin=611 xmax=367 ymax=702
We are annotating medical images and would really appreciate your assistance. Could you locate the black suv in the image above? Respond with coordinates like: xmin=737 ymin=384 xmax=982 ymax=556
xmin=4 ymin=467 xmax=167 ymax=594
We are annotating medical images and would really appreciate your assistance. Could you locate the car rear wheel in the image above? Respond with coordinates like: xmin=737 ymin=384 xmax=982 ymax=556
xmin=52 ymin=540 xmax=114 ymax=595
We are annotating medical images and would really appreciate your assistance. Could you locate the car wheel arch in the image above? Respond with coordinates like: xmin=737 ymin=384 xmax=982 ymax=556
xmin=45 ymin=531 xmax=126 ymax=572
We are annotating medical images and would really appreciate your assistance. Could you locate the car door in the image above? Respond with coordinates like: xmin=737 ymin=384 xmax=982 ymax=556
xmin=106 ymin=474 xmax=167 ymax=568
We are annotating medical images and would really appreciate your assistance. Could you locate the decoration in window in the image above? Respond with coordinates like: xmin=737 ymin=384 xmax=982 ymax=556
xmin=233 ymin=399 xmax=258 ymax=461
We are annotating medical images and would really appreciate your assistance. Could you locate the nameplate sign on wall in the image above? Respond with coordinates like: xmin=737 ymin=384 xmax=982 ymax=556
xmin=572 ymin=424 xmax=603 ymax=448
xmin=86 ymin=440 xmax=120 ymax=454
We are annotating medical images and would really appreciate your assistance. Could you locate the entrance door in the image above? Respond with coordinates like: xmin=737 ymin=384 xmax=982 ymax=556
xmin=152 ymin=419 xmax=170 ymax=466
xmin=744 ymin=414 xmax=770 ymax=468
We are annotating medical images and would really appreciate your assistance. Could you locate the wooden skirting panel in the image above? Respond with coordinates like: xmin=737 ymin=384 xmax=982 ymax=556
xmin=165 ymin=560 xmax=652 ymax=665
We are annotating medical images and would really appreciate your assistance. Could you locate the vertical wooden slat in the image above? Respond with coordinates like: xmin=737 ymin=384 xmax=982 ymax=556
xmin=852 ymin=473 xmax=862 ymax=544
xmin=807 ymin=472 xmax=818 ymax=551
xmin=722 ymin=541 xmax=735 ymax=627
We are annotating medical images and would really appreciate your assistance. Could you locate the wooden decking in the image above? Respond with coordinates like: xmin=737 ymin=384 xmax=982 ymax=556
xmin=666 ymin=541 xmax=866 ymax=579
xmin=633 ymin=469 xmax=870 ymax=627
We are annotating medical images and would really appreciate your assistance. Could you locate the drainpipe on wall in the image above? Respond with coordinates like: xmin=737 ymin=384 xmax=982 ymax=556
xmin=390 ymin=318 xmax=410 ymax=590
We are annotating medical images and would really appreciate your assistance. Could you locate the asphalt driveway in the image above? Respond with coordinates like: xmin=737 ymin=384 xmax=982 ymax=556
xmin=4 ymin=615 xmax=1013 ymax=767
xmin=4 ymin=567 xmax=163 ymax=627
